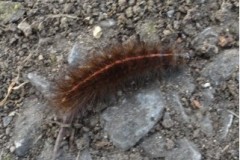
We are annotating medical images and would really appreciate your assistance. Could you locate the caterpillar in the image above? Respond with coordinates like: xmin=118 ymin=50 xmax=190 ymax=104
xmin=50 ymin=40 xmax=185 ymax=120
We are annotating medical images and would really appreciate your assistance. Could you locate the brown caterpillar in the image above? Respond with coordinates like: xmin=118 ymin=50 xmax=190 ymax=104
xmin=50 ymin=41 xmax=185 ymax=119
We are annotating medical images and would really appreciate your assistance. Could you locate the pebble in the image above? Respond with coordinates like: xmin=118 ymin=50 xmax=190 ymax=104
xmin=38 ymin=55 xmax=44 ymax=60
xmin=10 ymin=146 xmax=16 ymax=153
xmin=118 ymin=0 xmax=127 ymax=7
xmin=67 ymin=42 xmax=93 ymax=66
xmin=63 ymin=3 xmax=73 ymax=13
xmin=125 ymin=7 xmax=133 ymax=18
xmin=192 ymin=27 xmax=220 ymax=56
xmin=167 ymin=10 xmax=175 ymax=18
xmin=27 ymin=72 xmax=52 ymax=97
xmin=202 ymin=83 xmax=211 ymax=88
xmin=17 ymin=21 xmax=32 ymax=37
xmin=162 ymin=112 xmax=174 ymax=128
xmin=99 ymin=19 xmax=116 ymax=28
xmin=93 ymin=26 xmax=102 ymax=39
xmin=163 ymin=29 xmax=172 ymax=35
xmin=201 ymin=49 xmax=239 ymax=85
xmin=2 ymin=116 xmax=13 ymax=127
xmin=128 ymin=0 xmax=136 ymax=6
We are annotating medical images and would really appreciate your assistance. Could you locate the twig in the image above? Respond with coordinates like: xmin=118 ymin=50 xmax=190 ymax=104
xmin=227 ymin=110 xmax=239 ymax=118
xmin=0 ymin=67 xmax=25 ymax=106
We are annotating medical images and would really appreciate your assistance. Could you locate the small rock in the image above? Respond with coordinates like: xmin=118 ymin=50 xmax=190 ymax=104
xmin=101 ymin=85 xmax=166 ymax=150
xmin=202 ymin=83 xmax=211 ymax=88
xmin=63 ymin=3 xmax=73 ymax=13
xmin=162 ymin=112 xmax=174 ymax=128
xmin=133 ymin=5 xmax=141 ymax=14
xmin=167 ymin=10 xmax=175 ymax=18
xmin=99 ymin=19 xmax=116 ymax=28
xmin=118 ymin=0 xmax=127 ymax=7
xmin=60 ymin=17 xmax=68 ymax=28
xmin=67 ymin=42 xmax=93 ymax=67
xmin=163 ymin=29 xmax=172 ymax=35
xmin=27 ymin=72 xmax=52 ymax=97
xmin=93 ymin=26 xmax=102 ymax=39
xmin=128 ymin=0 xmax=136 ymax=6
xmin=201 ymin=49 xmax=239 ymax=85
xmin=141 ymin=133 xmax=167 ymax=158
xmin=10 ymin=146 xmax=15 ymax=153
xmin=17 ymin=21 xmax=32 ymax=37
xmin=192 ymin=27 xmax=220 ymax=57
xmin=2 ymin=116 xmax=13 ymax=127
xmin=166 ymin=138 xmax=201 ymax=160
xmin=125 ymin=7 xmax=133 ymax=18
xmin=38 ymin=55 xmax=44 ymax=60
xmin=218 ymin=35 xmax=235 ymax=47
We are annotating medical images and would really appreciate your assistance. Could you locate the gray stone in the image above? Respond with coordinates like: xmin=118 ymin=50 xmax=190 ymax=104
xmin=14 ymin=98 xmax=45 ymax=157
xmin=101 ymin=86 xmax=165 ymax=150
xmin=141 ymin=133 xmax=167 ymax=158
xmin=99 ymin=19 xmax=116 ymax=28
xmin=192 ymin=27 xmax=220 ymax=56
xmin=67 ymin=43 xmax=93 ymax=67
xmin=118 ymin=0 xmax=127 ymax=7
xmin=17 ymin=21 xmax=32 ymax=37
xmin=2 ymin=116 xmax=12 ymax=127
xmin=125 ymin=7 xmax=133 ymax=18
xmin=201 ymin=49 xmax=239 ymax=85
xmin=161 ymin=112 xmax=174 ymax=128
xmin=128 ymin=0 xmax=136 ymax=6
xmin=63 ymin=3 xmax=73 ymax=13
xmin=166 ymin=138 xmax=201 ymax=160
xmin=27 ymin=72 xmax=52 ymax=98
xmin=167 ymin=10 xmax=175 ymax=18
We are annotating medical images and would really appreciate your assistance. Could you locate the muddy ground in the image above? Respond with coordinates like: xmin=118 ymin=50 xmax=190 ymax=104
xmin=0 ymin=0 xmax=239 ymax=160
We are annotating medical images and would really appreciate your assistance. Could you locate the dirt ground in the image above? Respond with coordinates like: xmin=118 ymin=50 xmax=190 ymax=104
xmin=0 ymin=0 xmax=239 ymax=160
